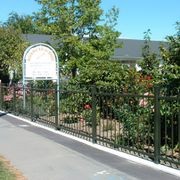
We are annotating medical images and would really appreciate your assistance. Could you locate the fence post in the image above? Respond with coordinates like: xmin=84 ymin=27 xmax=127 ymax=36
xmin=13 ymin=84 xmax=16 ymax=113
xmin=91 ymin=85 xmax=97 ymax=143
xmin=30 ymin=83 xmax=34 ymax=121
xmin=0 ymin=81 xmax=2 ymax=109
xmin=55 ymin=85 xmax=59 ymax=128
xmin=154 ymin=86 xmax=161 ymax=164
xmin=178 ymin=94 xmax=180 ymax=149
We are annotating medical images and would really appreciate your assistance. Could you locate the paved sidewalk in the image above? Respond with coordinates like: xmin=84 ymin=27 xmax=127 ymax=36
xmin=0 ymin=113 xmax=179 ymax=180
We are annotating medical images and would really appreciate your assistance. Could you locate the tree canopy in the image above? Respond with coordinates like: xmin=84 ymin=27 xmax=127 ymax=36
xmin=0 ymin=26 xmax=28 ymax=82
xmin=1 ymin=0 xmax=179 ymax=90
xmin=159 ymin=21 xmax=180 ymax=91
xmin=34 ymin=0 xmax=121 ymax=78
xmin=138 ymin=29 xmax=160 ymax=77
xmin=3 ymin=12 xmax=37 ymax=34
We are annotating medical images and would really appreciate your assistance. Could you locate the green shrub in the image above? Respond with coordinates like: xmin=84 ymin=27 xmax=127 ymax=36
xmin=113 ymin=100 xmax=154 ymax=147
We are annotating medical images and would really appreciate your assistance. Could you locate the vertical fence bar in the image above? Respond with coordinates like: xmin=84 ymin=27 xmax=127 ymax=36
xmin=23 ymin=84 xmax=26 ymax=109
xmin=154 ymin=86 xmax=161 ymax=164
xmin=55 ymin=85 xmax=59 ymax=128
xmin=0 ymin=82 xmax=2 ymax=109
xmin=13 ymin=84 xmax=16 ymax=113
xmin=91 ymin=85 xmax=97 ymax=143
xmin=178 ymin=95 xmax=180 ymax=148
xmin=30 ymin=83 xmax=34 ymax=121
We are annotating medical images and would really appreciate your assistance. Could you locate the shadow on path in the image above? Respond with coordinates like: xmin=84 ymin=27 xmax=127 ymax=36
xmin=0 ymin=112 xmax=7 ymax=117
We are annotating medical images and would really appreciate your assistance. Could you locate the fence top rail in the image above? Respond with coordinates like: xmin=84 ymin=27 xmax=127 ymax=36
xmin=1 ymin=83 xmax=179 ymax=99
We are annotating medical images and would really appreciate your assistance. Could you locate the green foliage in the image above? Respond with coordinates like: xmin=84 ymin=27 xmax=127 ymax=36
xmin=4 ymin=12 xmax=39 ymax=34
xmin=32 ymin=80 xmax=56 ymax=89
xmin=73 ymin=60 xmax=126 ymax=86
xmin=158 ymin=22 xmax=180 ymax=90
xmin=60 ymin=93 xmax=83 ymax=115
xmin=113 ymin=96 xmax=154 ymax=147
xmin=161 ymin=22 xmax=180 ymax=66
xmin=60 ymin=84 xmax=102 ymax=126
xmin=136 ymin=24 xmax=180 ymax=151
xmin=37 ymin=94 xmax=56 ymax=116
xmin=81 ymin=108 xmax=93 ymax=125
xmin=60 ymin=85 xmax=91 ymax=115
xmin=0 ymin=26 xmax=28 ymax=81
xmin=160 ymin=98 xmax=179 ymax=116
xmin=80 ymin=106 xmax=100 ymax=126
xmin=72 ymin=59 xmax=142 ymax=93
xmin=159 ymin=87 xmax=179 ymax=147
xmin=138 ymin=29 xmax=160 ymax=78
xmin=63 ymin=116 xmax=79 ymax=124
xmin=35 ymin=0 xmax=120 ymax=77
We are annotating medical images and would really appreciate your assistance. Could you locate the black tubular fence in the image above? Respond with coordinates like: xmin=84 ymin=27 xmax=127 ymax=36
xmin=0 ymin=82 xmax=179 ymax=169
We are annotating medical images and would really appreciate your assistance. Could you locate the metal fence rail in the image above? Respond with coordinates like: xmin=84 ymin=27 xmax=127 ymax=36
xmin=0 ymin=83 xmax=179 ymax=169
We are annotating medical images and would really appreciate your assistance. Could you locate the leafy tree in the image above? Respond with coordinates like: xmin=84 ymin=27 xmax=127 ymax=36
xmin=70 ymin=59 xmax=142 ymax=93
xmin=35 ymin=0 xmax=120 ymax=78
xmin=159 ymin=22 xmax=180 ymax=91
xmin=4 ymin=12 xmax=43 ymax=34
xmin=161 ymin=22 xmax=180 ymax=66
xmin=138 ymin=29 xmax=159 ymax=78
xmin=4 ymin=12 xmax=34 ymax=34
xmin=0 ymin=26 xmax=28 ymax=83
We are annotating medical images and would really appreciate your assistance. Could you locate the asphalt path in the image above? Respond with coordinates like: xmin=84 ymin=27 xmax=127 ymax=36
xmin=0 ymin=113 xmax=179 ymax=180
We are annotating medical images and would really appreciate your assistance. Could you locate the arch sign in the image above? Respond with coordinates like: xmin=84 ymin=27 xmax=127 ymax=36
xmin=22 ymin=43 xmax=59 ymax=109
xmin=23 ymin=43 xmax=59 ymax=80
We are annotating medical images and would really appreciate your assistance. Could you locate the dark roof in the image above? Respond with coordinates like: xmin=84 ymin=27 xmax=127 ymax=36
xmin=22 ymin=34 xmax=54 ymax=45
xmin=23 ymin=34 xmax=167 ymax=61
xmin=113 ymin=39 xmax=166 ymax=61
